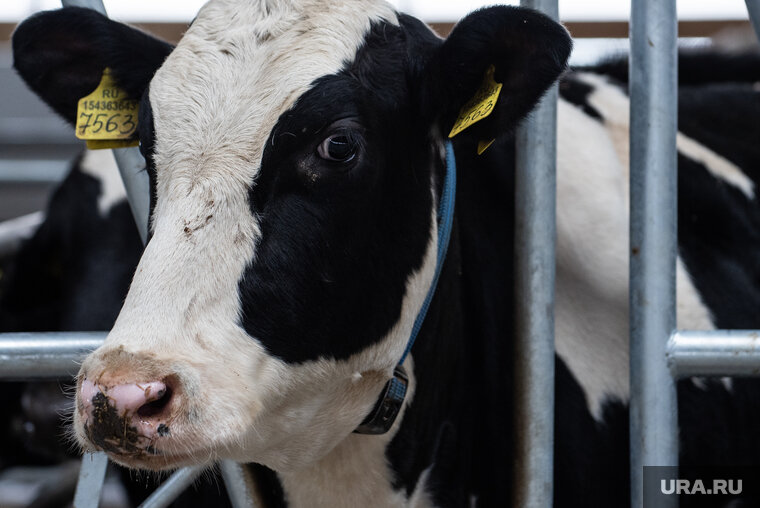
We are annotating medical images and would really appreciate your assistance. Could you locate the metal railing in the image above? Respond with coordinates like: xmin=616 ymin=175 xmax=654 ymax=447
xmin=513 ymin=0 xmax=558 ymax=506
xmin=629 ymin=1 xmax=760 ymax=508
xmin=628 ymin=1 xmax=679 ymax=506
xmin=1 ymin=0 xmax=760 ymax=507
xmin=513 ymin=0 xmax=760 ymax=507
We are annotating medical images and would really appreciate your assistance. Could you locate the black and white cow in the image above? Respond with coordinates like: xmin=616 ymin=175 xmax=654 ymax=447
xmin=551 ymin=60 xmax=760 ymax=507
xmin=9 ymin=0 xmax=760 ymax=506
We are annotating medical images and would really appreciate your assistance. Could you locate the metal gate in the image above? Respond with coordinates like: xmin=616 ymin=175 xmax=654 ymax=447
xmin=1 ymin=0 xmax=760 ymax=507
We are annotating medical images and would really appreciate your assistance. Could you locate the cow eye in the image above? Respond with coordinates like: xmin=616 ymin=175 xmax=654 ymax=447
xmin=318 ymin=134 xmax=357 ymax=162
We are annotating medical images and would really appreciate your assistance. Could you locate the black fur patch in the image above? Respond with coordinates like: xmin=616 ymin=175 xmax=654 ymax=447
xmin=675 ymin=82 xmax=760 ymax=329
xmin=238 ymin=19 xmax=437 ymax=363
xmin=586 ymin=49 xmax=760 ymax=86
xmin=559 ymin=76 xmax=603 ymax=120
xmin=677 ymin=150 xmax=760 ymax=328
xmin=420 ymin=6 xmax=572 ymax=142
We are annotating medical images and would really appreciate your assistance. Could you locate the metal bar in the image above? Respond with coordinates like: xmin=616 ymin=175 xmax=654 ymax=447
xmin=61 ymin=0 xmax=106 ymax=11
xmin=745 ymin=0 xmax=760 ymax=42
xmin=0 ymin=211 xmax=44 ymax=258
xmin=73 ymin=451 xmax=108 ymax=508
xmin=628 ymin=0 xmax=679 ymax=506
xmin=0 ymin=161 xmax=71 ymax=183
xmin=112 ymin=147 xmax=151 ymax=243
xmin=221 ymin=460 xmax=257 ymax=508
xmin=513 ymin=1 xmax=558 ymax=507
xmin=137 ymin=466 xmax=205 ymax=508
xmin=60 ymin=0 xmax=151 ymax=242
xmin=0 ymin=332 xmax=105 ymax=379
xmin=668 ymin=330 xmax=760 ymax=378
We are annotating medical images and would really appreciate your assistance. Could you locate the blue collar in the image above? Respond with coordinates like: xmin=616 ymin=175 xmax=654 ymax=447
xmin=354 ymin=141 xmax=457 ymax=434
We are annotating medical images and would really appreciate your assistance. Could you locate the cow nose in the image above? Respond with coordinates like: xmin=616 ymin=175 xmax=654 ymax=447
xmin=80 ymin=378 xmax=173 ymax=441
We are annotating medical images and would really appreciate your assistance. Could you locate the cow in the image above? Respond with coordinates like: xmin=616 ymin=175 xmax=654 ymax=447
xmin=9 ymin=0 xmax=760 ymax=506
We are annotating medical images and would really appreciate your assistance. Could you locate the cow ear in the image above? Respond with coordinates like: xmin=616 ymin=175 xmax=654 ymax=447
xmin=12 ymin=7 xmax=173 ymax=124
xmin=420 ymin=6 xmax=571 ymax=141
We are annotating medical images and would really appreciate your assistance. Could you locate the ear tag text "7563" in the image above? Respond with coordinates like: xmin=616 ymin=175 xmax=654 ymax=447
xmin=448 ymin=65 xmax=502 ymax=139
xmin=75 ymin=68 xmax=139 ymax=150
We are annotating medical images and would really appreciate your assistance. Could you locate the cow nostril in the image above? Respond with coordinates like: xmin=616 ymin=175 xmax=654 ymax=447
xmin=137 ymin=386 xmax=172 ymax=419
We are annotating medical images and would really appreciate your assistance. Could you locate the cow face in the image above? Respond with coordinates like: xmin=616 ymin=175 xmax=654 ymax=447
xmin=13 ymin=1 xmax=570 ymax=471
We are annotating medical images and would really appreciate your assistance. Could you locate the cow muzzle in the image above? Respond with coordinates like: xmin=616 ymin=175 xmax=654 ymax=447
xmin=73 ymin=347 xmax=195 ymax=467
xmin=79 ymin=377 xmax=174 ymax=456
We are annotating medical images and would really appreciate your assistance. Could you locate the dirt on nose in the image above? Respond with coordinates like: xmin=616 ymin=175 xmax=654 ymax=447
xmin=86 ymin=392 xmax=146 ymax=455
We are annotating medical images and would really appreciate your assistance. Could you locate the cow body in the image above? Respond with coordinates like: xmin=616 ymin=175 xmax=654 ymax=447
xmin=9 ymin=1 xmax=760 ymax=506
xmin=551 ymin=68 xmax=760 ymax=507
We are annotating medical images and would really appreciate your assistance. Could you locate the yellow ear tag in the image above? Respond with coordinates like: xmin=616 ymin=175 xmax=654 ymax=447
xmin=75 ymin=68 xmax=139 ymax=149
xmin=448 ymin=65 xmax=503 ymax=139
xmin=477 ymin=139 xmax=495 ymax=155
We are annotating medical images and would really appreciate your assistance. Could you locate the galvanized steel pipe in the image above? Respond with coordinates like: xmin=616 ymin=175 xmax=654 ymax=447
xmin=628 ymin=0 xmax=679 ymax=506
xmin=73 ymin=452 xmax=108 ymax=508
xmin=513 ymin=1 xmax=559 ymax=507
xmin=0 ymin=332 xmax=105 ymax=379
xmin=61 ymin=0 xmax=106 ymax=13
xmin=668 ymin=330 xmax=760 ymax=378
xmin=112 ymin=147 xmax=151 ymax=243
xmin=745 ymin=0 xmax=760 ymax=42
xmin=221 ymin=460 xmax=258 ymax=508
xmin=137 ymin=466 xmax=205 ymax=508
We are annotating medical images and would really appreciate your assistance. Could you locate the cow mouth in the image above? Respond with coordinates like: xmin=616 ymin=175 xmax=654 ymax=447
xmin=110 ymin=446 xmax=206 ymax=470
xmin=86 ymin=430 xmax=213 ymax=470
xmin=82 ymin=419 xmax=211 ymax=471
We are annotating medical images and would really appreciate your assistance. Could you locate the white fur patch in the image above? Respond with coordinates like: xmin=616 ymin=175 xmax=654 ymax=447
xmin=575 ymin=72 xmax=631 ymax=177
xmin=407 ymin=465 xmax=436 ymax=508
xmin=676 ymin=133 xmax=755 ymax=200
xmin=675 ymin=257 xmax=714 ymax=330
xmin=78 ymin=149 xmax=126 ymax=215
xmin=555 ymin=97 xmax=631 ymax=419
xmin=279 ymin=358 xmax=428 ymax=508
xmin=556 ymin=76 xmax=718 ymax=420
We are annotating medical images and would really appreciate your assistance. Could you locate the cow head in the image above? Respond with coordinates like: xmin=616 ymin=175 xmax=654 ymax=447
xmin=13 ymin=0 xmax=570 ymax=472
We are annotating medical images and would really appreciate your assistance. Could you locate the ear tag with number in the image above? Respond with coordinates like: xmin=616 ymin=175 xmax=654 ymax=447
xmin=75 ymin=68 xmax=139 ymax=150
xmin=448 ymin=65 xmax=502 ymax=139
